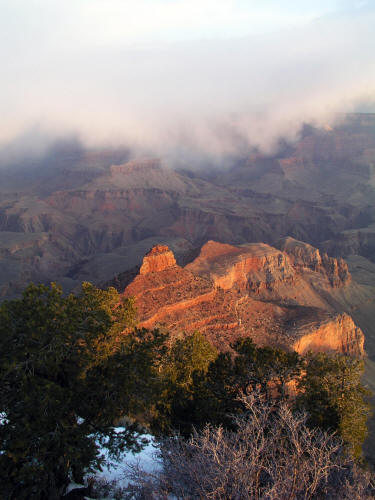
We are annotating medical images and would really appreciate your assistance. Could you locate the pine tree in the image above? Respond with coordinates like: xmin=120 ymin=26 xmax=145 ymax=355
xmin=156 ymin=331 xmax=218 ymax=434
xmin=297 ymin=352 xmax=372 ymax=459
xmin=0 ymin=282 xmax=161 ymax=499
xmin=233 ymin=338 xmax=303 ymax=398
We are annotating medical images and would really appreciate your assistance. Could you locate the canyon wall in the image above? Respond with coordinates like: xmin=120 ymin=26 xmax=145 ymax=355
xmin=122 ymin=241 xmax=364 ymax=356
xmin=292 ymin=312 xmax=364 ymax=356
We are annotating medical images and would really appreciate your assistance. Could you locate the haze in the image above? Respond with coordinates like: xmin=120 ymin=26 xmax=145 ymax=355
xmin=1 ymin=0 xmax=375 ymax=161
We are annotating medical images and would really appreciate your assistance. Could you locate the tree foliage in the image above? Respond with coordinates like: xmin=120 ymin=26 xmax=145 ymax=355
xmin=161 ymin=339 xmax=371 ymax=461
xmin=297 ymin=352 xmax=372 ymax=459
xmin=187 ymin=339 xmax=303 ymax=431
xmin=163 ymin=331 xmax=218 ymax=389
xmin=232 ymin=338 xmax=303 ymax=396
xmin=154 ymin=331 xmax=218 ymax=434
xmin=0 ymin=283 xmax=162 ymax=499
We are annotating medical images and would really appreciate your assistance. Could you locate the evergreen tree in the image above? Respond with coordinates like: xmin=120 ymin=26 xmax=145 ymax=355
xmin=156 ymin=331 xmax=218 ymax=434
xmin=190 ymin=351 xmax=240 ymax=428
xmin=233 ymin=337 xmax=303 ymax=398
xmin=188 ymin=339 xmax=303 ymax=431
xmin=164 ymin=331 xmax=218 ymax=389
xmin=297 ymin=352 xmax=372 ymax=459
xmin=0 ymin=282 xmax=161 ymax=499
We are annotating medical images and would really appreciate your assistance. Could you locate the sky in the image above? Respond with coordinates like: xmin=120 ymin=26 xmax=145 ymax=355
xmin=1 ymin=0 xmax=374 ymax=160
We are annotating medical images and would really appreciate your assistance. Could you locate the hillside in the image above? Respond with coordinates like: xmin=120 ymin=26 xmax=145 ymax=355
xmin=121 ymin=241 xmax=365 ymax=356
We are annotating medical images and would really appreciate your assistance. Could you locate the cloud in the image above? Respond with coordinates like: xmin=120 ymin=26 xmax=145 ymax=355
xmin=0 ymin=1 xmax=374 ymax=161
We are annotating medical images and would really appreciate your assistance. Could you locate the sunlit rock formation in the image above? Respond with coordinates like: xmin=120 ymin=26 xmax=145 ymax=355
xmin=122 ymin=240 xmax=364 ymax=356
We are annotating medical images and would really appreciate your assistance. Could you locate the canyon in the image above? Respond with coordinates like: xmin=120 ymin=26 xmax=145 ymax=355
xmin=0 ymin=116 xmax=374 ymax=297
xmin=2 ymin=113 xmax=375 ymax=455
xmin=0 ymin=114 xmax=375 ymax=360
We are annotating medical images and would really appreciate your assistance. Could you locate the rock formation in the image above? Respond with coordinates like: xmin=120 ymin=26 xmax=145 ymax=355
xmin=122 ymin=240 xmax=364 ymax=356
xmin=291 ymin=312 xmax=364 ymax=355
xmin=139 ymin=245 xmax=177 ymax=274
xmin=185 ymin=241 xmax=295 ymax=293
xmin=276 ymin=237 xmax=351 ymax=287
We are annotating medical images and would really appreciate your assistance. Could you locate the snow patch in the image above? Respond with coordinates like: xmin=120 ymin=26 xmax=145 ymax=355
xmin=94 ymin=431 xmax=159 ymax=485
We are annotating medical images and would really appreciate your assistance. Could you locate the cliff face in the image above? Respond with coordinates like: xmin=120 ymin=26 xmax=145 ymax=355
xmin=276 ymin=237 xmax=351 ymax=287
xmin=321 ymin=226 xmax=375 ymax=264
xmin=123 ymin=250 xmax=232 ymax=344
xmin=292 ymin=312 xmax=364 ymax=356
xmin=139 ymin=245 xmax=177 ymax=274
xmin=123 ymin=240 xmax=364 ymax=356
xmin=185 ymin=241 xmax=295 ymax=293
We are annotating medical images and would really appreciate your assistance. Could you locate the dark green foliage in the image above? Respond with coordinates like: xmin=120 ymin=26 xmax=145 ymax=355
xmin=190 ymin=352 xmax=240 ymax=428
xmin=297 ymin=352 xmax=372 ymax=459
xmin=97 ymin=326 xmax=169 ymax=430
xmin=233 ymin=338 xmax=303 ymax=397
xmin=169 ymin=339 xmax=370 ymax=461
xmin=154 ymin=331 xmax=218 ymax=434
xmin=171 ymin=338 xmax=304 ymax=433
xmin=0 ymin=283 xmax=162 ymax=499
xmin=163 ymin=331 xmax=218 ymax=389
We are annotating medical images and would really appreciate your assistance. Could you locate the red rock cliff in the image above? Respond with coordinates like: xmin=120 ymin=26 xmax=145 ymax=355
xmin=139 ymin=245 xmax=177 ymax=274
xmin=186 ymin=240 xmax=295 ymax=293
xmin=122 ymin=242 xmax=364 ymax=356
xmin=292 ymin=312 xmax=364 ymax=356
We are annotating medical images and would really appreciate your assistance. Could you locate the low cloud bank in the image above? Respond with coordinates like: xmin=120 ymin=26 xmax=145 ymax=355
xmin=1 ymin=2 xmax=374 ymax=164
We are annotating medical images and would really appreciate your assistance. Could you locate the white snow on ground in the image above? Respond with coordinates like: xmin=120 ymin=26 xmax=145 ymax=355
xmin=93 ymin=430 xmax=159 ymax=485
xmin=66 ymin=428 xmax=161 ymax=498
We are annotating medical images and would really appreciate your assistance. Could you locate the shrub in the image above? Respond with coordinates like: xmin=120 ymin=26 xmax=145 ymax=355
xmin=127 ymin=392 xmax=375 ymax=499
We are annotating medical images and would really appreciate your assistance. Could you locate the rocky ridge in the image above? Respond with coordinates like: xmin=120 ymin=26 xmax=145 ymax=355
xmin=122 ymin=240 xmax=364 ymax=356
xmin=277 ymin=237 xmax=351 ymax=287
xmin=139 ymin=245 xmax=177 ymax=274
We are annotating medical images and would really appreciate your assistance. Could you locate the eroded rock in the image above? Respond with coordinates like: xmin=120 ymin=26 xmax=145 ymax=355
xmin=123 ymin=241 xmax=364 ymax=356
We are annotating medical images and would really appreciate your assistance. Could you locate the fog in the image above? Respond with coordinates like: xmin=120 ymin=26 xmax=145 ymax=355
xmin=1 ymin=0 xmax=374 ymax=164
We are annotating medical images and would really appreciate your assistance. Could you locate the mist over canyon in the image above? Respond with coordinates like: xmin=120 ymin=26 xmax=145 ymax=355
xmin=0 ymin=115 xmax=374 ymax=360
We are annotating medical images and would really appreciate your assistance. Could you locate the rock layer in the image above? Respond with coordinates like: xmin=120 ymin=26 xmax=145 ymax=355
xmin=123 ymin=240 xmax=364 ymax=356
xmin=139 ymin=245 xmax=177 ymax=274
xmin=186 ymin=241 xmax=295 ymax=293
xmin=277 ymin=237 xmax=351 ymax=287
xmin=292 ymin=312 xmax=364 ymax=356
